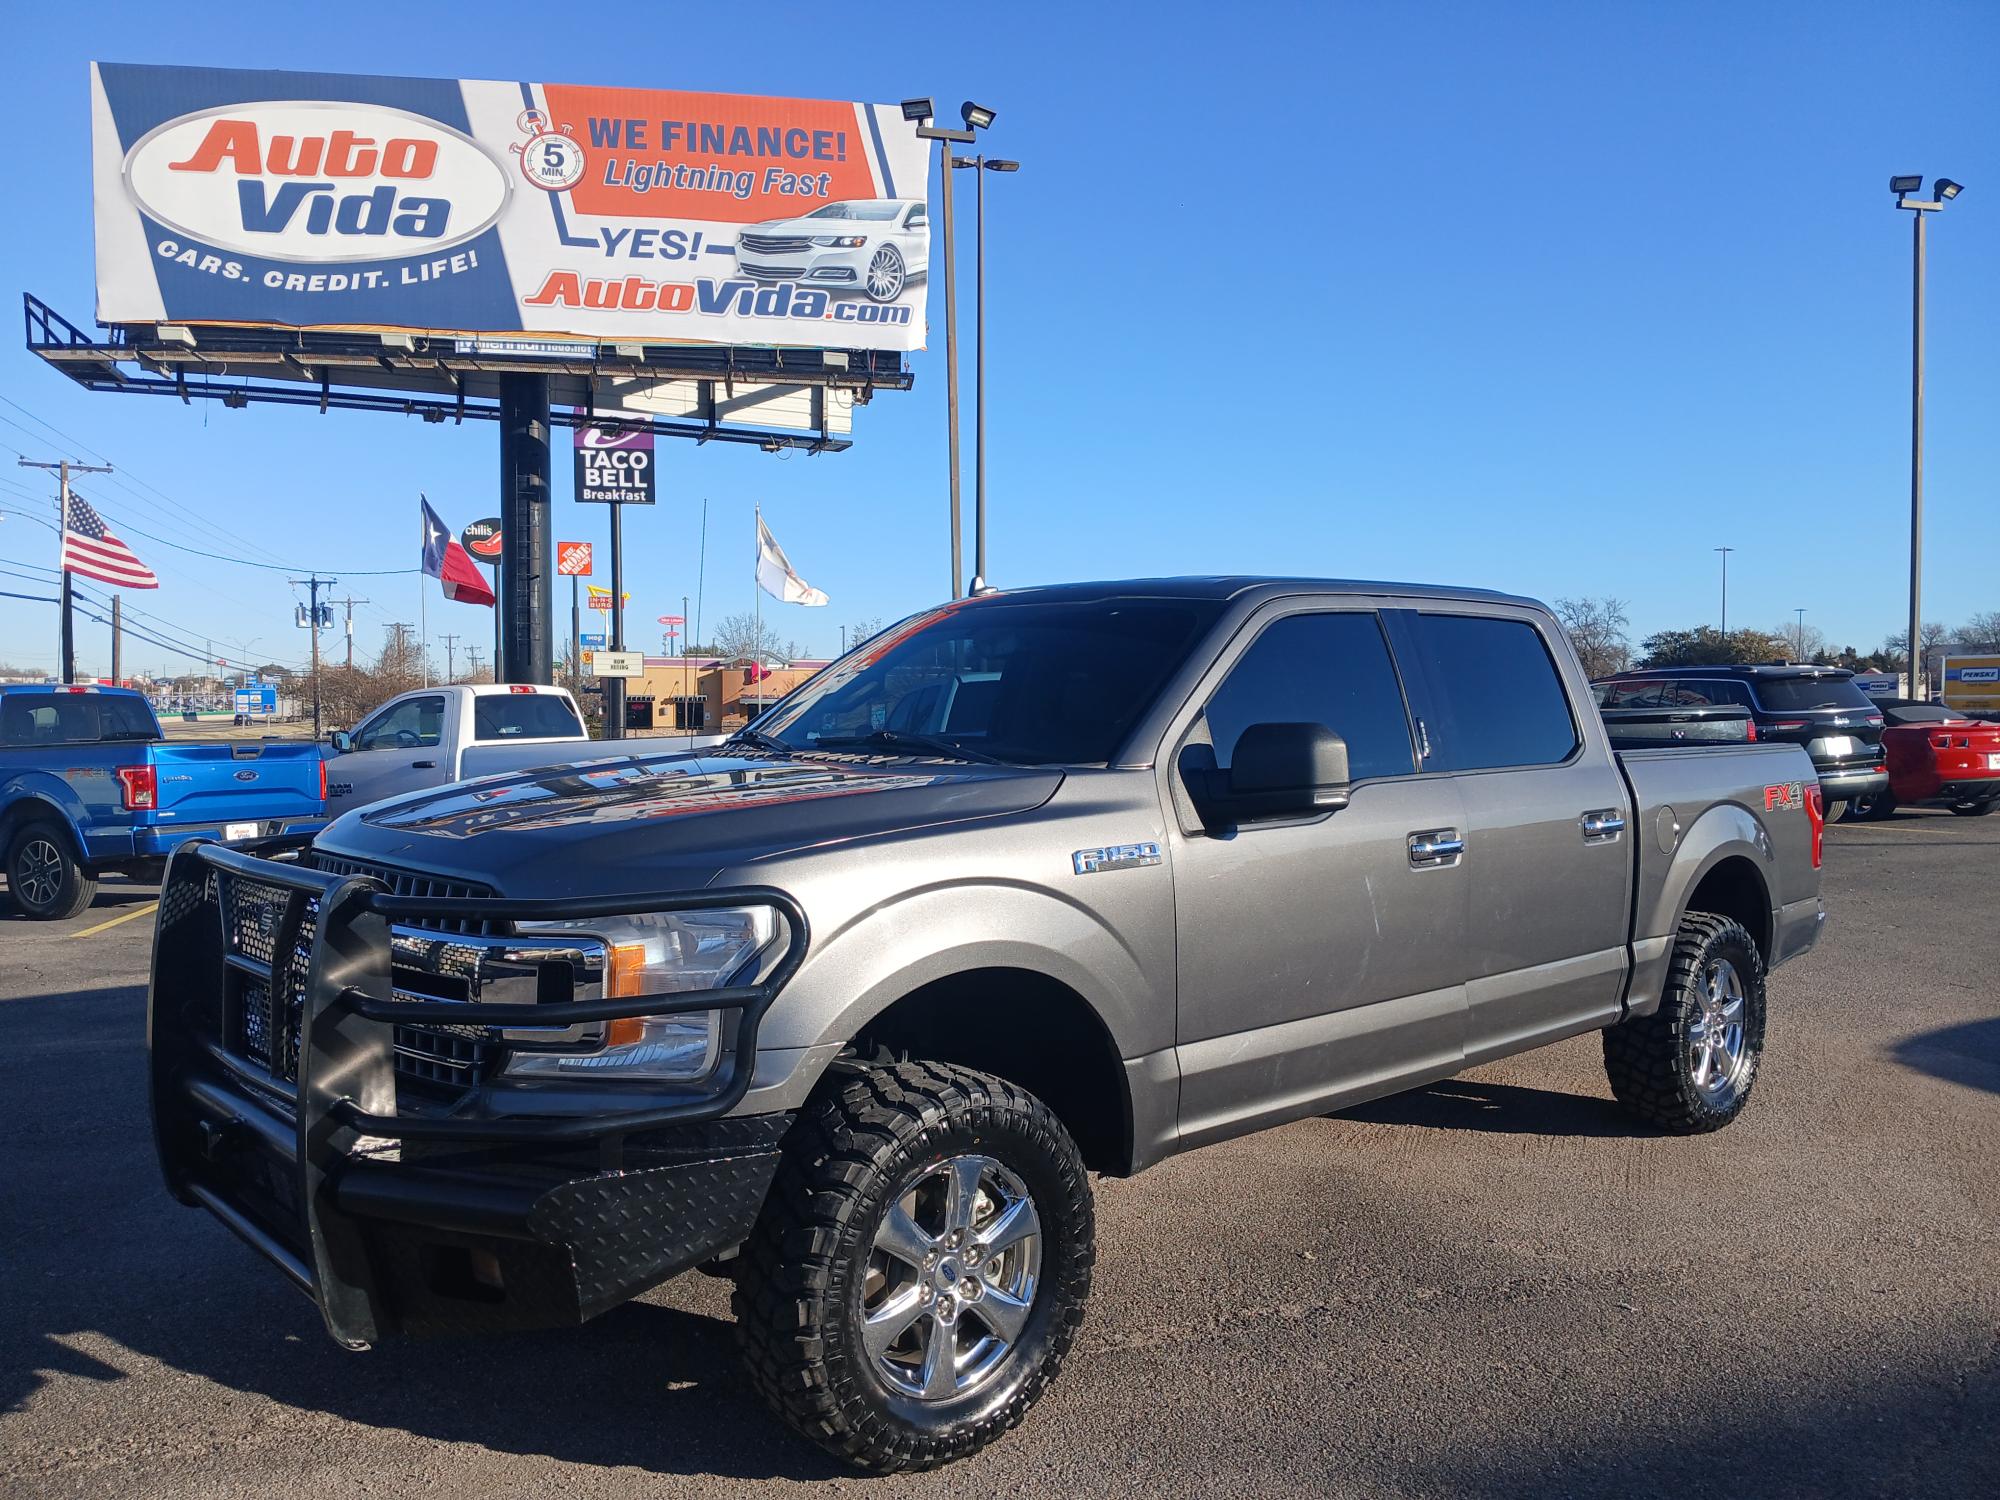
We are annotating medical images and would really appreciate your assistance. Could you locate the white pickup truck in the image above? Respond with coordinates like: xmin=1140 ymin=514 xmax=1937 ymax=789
xmin=322 ymin=684 xmax=599 ymax=818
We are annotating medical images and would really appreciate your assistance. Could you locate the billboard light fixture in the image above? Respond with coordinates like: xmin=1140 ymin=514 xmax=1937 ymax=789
xmin=1935 ymin=178 xmax=1964 ymax=200
xmin=961 ymin=101 xmax=997 ymax=131
xmin=156 ymin=324 xmax=196 ymax=347
xmin=900 ymin=97 xmax=935 ymax=123
xmin=985 ymin=159 xmax=1020 ymax=172
xmin=1889 ymin=174 xmax=1922 ymax=195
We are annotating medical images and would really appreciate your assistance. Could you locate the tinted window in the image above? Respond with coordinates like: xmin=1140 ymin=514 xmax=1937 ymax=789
xmin=0 ymin=693 xmax=157 ymax=745
xmin=1664 ymin=679 xmax=1752 ymax=707
xmin=1598 ymin=680 xmax=1667 ymax=708
xmin=1406 ymin=614 xmax=1579 ymax=770
xmin=1752 ymin=676 xmax=1875 ymax=712
xmin=356 ymin=695 xmax=445 ymax=750
xmin=808 ymin=201 xmax=902 ymax=222
xmin=758 ymin=598 xmax=1222 ymax=765
xmin=473 ymin=693 xmax=584 ymax=741
xmin=1201 ymin=613 xmax=1415 ymax=782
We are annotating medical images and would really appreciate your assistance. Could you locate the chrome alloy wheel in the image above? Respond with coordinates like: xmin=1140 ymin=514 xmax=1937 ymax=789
xmin=16 ymin=837 xmax=64 ymax=907
xmin=859 ymin=1154 xmax=1041 ymax=1401
xmin=865 ymin=246 xmax=905 ymax=301
xmin=1688 ymin=957 xmax=1750 ymax=1101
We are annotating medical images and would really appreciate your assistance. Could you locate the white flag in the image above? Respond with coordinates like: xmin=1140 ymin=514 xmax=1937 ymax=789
xmin=756 ymin=515 xmax=829 ymax=606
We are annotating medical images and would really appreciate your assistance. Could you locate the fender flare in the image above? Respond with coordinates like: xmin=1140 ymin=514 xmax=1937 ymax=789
xmin=0 ymin=779 xmax=91 ymax=859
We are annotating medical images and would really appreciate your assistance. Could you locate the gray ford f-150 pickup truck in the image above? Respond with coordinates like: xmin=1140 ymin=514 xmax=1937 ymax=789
xmin=148 ymin=578 xmax=1826 ymax=1472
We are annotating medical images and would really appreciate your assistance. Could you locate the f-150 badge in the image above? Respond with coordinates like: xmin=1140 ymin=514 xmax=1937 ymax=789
xmin=1073 ymin=842 xmax=1161 ymax=875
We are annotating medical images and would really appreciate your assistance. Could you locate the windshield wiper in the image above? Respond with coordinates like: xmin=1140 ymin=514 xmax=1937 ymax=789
xmin=812 ymin=731 xmax=1004 ymax=765
xmin=724 ymin=728 xmax=791 ymax=753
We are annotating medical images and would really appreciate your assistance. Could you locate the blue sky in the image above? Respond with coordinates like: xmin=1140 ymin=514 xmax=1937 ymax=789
xmin=0 ymin=0 xmax=1993 ymax=678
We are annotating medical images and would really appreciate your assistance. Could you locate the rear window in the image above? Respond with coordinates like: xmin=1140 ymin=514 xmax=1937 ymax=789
xmin=0 ymin=692 xmax=158 ymax=745
xmin=1405 ymin=614 xmax=1580 ymax=770
xmin=1752 ymin=676 xmax=1875 ymax=712
xmin=473 ymin=693 xmax=584 ymax=740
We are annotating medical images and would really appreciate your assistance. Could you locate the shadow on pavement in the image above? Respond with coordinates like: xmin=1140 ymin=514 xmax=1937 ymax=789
xmin=0 ymin=979 xmax=842 ymax=1483
xmin=1892 ymin=1016 xmax=2000 ymax=1097
xmin=0 ymin=880 xmax=159 ymax=920
xmin=1333 ymin=1077 xmax=1647 ymax=1138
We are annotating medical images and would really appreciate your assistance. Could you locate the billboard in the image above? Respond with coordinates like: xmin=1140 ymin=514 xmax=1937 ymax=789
xmin=91 ymin=63 xmax=932 ymax=351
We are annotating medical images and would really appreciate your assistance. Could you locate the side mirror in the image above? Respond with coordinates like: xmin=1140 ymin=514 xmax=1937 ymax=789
xmin=1222 ymin=722 xmax=1352 ymax=820
xmin=328 ymin=729 xmax=353 ymax=754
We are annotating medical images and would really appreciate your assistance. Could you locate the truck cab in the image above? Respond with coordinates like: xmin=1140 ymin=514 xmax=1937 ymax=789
xmin=322 ymin=683 xmax=592 ymax=817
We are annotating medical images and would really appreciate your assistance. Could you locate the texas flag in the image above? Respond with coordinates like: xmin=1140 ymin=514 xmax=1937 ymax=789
xmin=421 ymin=496 xmax=495 ymax=606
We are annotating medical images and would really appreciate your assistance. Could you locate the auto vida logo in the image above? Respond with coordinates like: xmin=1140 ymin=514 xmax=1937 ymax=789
xmin=121 ymin=102 xmax=511 ymax=263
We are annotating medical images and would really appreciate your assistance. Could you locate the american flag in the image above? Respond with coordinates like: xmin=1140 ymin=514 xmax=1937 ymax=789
xmin=60 ymin=494 xmax=158 ymax=590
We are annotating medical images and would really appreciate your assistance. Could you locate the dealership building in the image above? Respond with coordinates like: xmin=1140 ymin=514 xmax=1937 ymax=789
xmin=597 ymin=655 xmax=834 ymax=734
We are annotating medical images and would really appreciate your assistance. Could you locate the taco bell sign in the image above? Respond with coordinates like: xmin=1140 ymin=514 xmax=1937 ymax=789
xmin=574 ymin=421 xmax=655 ymax=505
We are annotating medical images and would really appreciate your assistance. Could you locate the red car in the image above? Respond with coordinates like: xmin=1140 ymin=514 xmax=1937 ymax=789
xmin=1845 ymin=703 xmax=2000 ymax=819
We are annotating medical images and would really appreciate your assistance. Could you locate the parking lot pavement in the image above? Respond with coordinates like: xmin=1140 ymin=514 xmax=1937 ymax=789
xmin=2 ymin=814 xmax=1994 ymax=1500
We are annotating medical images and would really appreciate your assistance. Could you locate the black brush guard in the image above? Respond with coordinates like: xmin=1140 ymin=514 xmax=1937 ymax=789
xmin=148 ymin=838 xmax=808 ymax=1348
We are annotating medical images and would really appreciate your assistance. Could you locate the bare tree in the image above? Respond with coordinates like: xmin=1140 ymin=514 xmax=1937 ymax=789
xmin=711 ymin=612 xmax=788 ymax=663
xmin=844 ymin=615 xmax=885 ymax=654
xmin=1879 ymin=622 xmax=1952 ymax=672
xmin=1773 ymin=620 xmax=1828 ymax=662
xmin=1553 ymin=597 xmax=1632 ymax=679
xmin=1955 ymin=611 xmax=2000 ymax=655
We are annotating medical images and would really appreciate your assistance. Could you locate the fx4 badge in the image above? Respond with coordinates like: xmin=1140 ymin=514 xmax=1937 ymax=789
xmin=1073 ymin=842 xmax=1161 ymax=875
xmin=1763 ymin=781 xmax=1807 ymax=811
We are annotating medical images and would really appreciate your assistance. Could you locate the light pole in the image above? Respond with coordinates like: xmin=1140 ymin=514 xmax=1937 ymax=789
xmin=904 ymin=98 xmax=997 ymax=599
xmin=1892 ymin=174 xmax=1964 ymax=697
xmin=1794 ymin=607 xmax=1807 ymax=661
xmin=1715 ymin=547 xmax=1734 ymax=641
xmin=951 ymin=152 xmax=1019 ymax=591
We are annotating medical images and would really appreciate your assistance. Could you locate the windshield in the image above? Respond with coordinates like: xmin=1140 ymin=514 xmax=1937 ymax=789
xmin=1753 ymin=676 xmax=1875 ymax=712
xmin=808 ymin=201 xmax=903 ymax=222
xmin=753 ymin=598 xmax=1224 ymax=765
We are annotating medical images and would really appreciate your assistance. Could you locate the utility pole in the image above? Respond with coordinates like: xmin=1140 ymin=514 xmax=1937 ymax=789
xmin=338 ymin=595 xmax=369 ymax=669
xmin=465 ymin=645 xmax=483 ymax=680
xmin=290 ymin=575 xmax=335 ymax=739
xmin=441 ymin=632 xmax=459 ymax=681
xmin=1795 ymin=607 xmax=1807 ymax=661
xmin=18 ymin=456 xmax=114 ymax=684
xmin=385 ymin=622 xmax=416 ymax=680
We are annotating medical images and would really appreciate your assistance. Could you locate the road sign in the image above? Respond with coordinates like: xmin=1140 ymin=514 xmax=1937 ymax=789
xmin=590 ymin=649 xmax=646 ymax=679
xmin=581 ymin=632 xmax=606 ymax=649
xmin=462 ymin=518 xmax=503 ymax=560
xmin=657 ymin=614 xmax=684 ymax=626
xmin=557 ymin=541 xmax=593 ymax=577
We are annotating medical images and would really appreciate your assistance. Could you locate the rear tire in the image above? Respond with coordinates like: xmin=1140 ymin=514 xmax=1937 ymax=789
xmin=1603 ymin=913 xmax=1766 ymax=1134
xmin=1848 ymin=789 xmax=1896 ymax=821
xmin=1949 ymin=798 xmax=1996 ymax=816
xmin=1821 ymin=798 xmax=1846 ymax=824
xmin=6 ymin=821 xmax=99 ymax=921
xmin=735 ymin=1061 xmax=1094 ymax=1473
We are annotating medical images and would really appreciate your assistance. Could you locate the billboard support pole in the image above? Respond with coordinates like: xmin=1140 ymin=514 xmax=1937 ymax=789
xmin=571 ymin=575 xmax=580 ymax=678
xmin=499 ymin=374 xmax=554 ymax=685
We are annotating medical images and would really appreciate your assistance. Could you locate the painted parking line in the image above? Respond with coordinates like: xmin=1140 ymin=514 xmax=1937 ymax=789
xmin=69 ymin=901 xmax=160 ymax=939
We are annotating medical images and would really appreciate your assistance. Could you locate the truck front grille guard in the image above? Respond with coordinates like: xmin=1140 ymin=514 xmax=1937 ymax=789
xmin=148 ymin=838 xmax=809 ymax=1347
xmin=153 ymin=839 xmax=810 ymax=1145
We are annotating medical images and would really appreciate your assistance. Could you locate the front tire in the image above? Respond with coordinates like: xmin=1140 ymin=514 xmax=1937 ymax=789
xmin=7 ymin=821 xmax=99 ymax=920
xmin=1603 ymin=913 xmax=1767 ymax=1134
xmin=1949 ymin=798 xmax=1996 ymax=817
xmin=735 ymin=1061 xmax=1094 ymax=1473
xmin=864 ymin=244 xmax=906 ymax=303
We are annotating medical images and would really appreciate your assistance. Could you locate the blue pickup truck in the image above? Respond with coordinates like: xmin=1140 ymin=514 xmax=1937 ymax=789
xmin=1 ymin=684 xmax=326 ymax=919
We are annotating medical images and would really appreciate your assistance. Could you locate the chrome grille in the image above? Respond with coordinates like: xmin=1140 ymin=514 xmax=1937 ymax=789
xmin=305 ymin=853 xmax=504 ymax=1095
xmin=738 ymin=233 xmax=812 ymax=253
xmin=737 ymin=263 xmax=804 ymax=282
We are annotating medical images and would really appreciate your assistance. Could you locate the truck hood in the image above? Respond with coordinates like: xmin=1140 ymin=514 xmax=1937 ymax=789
xmin=311 ymin=748 xmax=1062 ymax=895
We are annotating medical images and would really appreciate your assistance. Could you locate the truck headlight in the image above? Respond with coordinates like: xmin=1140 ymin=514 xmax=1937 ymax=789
xmin=505 ymin=906 xmax=782 ymax=1081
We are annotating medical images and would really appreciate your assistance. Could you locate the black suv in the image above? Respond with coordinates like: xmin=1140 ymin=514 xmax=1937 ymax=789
xmin=1594 ymin=665 xmax=1888 ymax=812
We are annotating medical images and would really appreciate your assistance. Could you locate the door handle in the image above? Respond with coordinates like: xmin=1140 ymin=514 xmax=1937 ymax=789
xmin=1408 ymin=829 xmax=1464 ymax=867
xmin=1580 ymin=809 xmax=1626 ymax=841
xmin=412 ymin=760 xmax=437 ymax=769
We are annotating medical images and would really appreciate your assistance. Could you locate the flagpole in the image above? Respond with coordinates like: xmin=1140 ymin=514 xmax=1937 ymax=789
xmin=58 ymin=471 xmax=74 ymax=685
xmin=419 ymin=522 xmax=429 ymax=686
xmin=753 ymin=503 xmax=761 ymax=675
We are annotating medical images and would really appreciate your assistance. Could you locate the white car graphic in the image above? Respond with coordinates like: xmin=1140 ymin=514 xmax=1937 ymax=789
xmin=734 ymin=199 xmax=929 ymax=302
